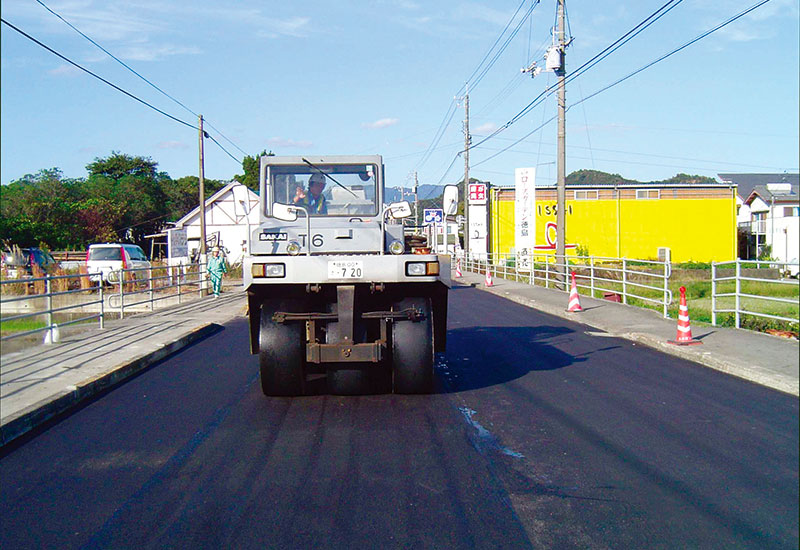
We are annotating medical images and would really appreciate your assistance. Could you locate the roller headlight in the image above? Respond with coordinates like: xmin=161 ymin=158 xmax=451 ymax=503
xmin=286 ymin=241 xmax=301 ymax=256
xmin=252 ymin=263 xmax=286 ymax=278
xmin=405 ymin=261 xmax=439 ymax=276
xmin=389 ymin=240 xmax=405 ymax=255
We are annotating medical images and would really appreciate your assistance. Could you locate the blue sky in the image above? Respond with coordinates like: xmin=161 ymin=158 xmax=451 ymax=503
xmin=2 ymin=0 xmax=798 ymax=191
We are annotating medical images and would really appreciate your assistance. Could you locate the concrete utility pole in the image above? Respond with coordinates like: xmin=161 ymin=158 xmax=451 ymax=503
xmin=414 ymin=171 xmax=420 ymax=231
xmin=463 ymin=86 xmax=470 ymax=257
xmin=556 ymin=0 xmax=567 ymax=283
xmin=198 ymin=114 xmax=207 ymax=259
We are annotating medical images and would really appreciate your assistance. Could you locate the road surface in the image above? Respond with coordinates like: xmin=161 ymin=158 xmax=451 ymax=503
xmin=1 ymin=286 xmax=797 ymax=549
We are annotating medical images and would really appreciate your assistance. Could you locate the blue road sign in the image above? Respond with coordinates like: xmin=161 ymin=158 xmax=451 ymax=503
xmin=423 ymin=208 xmax=444 ymax=224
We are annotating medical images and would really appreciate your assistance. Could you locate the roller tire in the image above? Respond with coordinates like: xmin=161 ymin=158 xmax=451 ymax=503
xmin=392 ymin=297 xmax=434 ymax=394
xmin=259 ymin=300 xmax=305 ymax=396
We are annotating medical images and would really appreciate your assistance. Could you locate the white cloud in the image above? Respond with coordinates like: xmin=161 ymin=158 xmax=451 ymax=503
xmin=120 ymin=44 xmax=203 ymax=62
xmin=266 ymin=137 xmax=313 ymax=148
xmin=48 ymin=64 xmax=83 ymax=77
xmin=453 ymin=3 xmax=509 ymax=27
xmin=473 ymin=122 xmax=498 ymax=134
xmin=362 ymin=118 xmax=399 ymax=129
xmin=256 ymin=16 xmax=311 ymax=39
xmin=157 ymin=141 xmax=188 ymax=150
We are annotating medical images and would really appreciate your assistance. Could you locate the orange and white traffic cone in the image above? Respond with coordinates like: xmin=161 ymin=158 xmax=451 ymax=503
xmin=455 ymin=260 xmax=462 ymax=278
xmin=485 ymin=269 xmax=493 ymax=287
xmin=668 ymin=286 xmax=702 ymax=346
xmin=566 ymin=271 xmax=583 ymax=312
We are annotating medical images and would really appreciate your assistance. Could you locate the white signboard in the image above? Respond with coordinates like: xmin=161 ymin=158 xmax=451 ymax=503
xmin=468 ymin=203 xmax=487 ymax=260
xmin=515 ymin=167 xmax=536 ymax=272
xmin=167 ymin=228 xmax=189 ymax=259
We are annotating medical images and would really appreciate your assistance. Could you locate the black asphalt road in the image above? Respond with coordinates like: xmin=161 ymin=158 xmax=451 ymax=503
xmin=1 ymin=286 xmax=797 ymax=549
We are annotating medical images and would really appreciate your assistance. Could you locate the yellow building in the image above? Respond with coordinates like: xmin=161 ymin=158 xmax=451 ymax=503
xmin=489 ymin=183 xmax=737 ymax=263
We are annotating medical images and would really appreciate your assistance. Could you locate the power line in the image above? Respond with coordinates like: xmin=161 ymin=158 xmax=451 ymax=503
xmin=2 ymin=18 xmax=195 ymax=130
xmin=470 ymin=0 xmax=776 ymax=174
xmin=1 ymin=18 xmax=242 ymax=165
xmin=569 ymin=0 xmax=773 ymax=111
xmin=414 ymin=0 xmax=540 ymax=175
xmin=468 ymin=0 xmax=541 ymax=92
xmin=33 ymin=0 xmax=249 ymax=158
xmin=460 ymin=0 xmax=529 ymax=93
xmin=465 ymin=0 xmax=686 ymax=155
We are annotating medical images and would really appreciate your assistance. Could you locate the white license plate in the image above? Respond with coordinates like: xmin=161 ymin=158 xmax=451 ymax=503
xmin=327 ymin=260 xmax=363 ymax=279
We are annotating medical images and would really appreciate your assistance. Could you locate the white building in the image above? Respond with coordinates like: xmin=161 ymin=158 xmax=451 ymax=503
xmin=742 ymin=183 xmax=799 ymax=270
xmin=173 ymin=182 xmax=259 ymax=265
xmin=719 ymin=173 xmax=799 ymax=267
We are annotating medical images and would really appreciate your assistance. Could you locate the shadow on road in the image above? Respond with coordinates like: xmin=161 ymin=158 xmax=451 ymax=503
xmin=438 ymin=325 xmax=585 ymax=393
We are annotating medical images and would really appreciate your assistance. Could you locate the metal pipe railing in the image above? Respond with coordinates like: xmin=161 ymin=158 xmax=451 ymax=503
xmin=0 ymin=260 xmax=224 ymax=342
xmin=711 ymin=259 xmax=799 ymax=328
xmin=453 ymin=251 xmax=673 ymax=318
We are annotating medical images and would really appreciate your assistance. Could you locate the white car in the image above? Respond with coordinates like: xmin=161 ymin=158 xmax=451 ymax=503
xmin=86 ymin=243 xmax=151 ymax=283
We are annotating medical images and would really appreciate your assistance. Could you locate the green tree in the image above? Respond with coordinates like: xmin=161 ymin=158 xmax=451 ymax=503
xmin=85 ymin=152 xmax=170 ymax=244
xmin=0 ymin=168 xmax=84 ymax=248
xmin=566 ymin=169 xmax=633 ymax=186
xmin=162 ymin=175 xmax=225 ymax=221
xmin=657 ymin=173 xmax=717 ymax=184
xmin=235 ymin=150 xmax=272 ymax=191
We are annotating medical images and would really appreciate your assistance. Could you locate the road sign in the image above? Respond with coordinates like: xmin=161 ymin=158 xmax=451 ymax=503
xmin=468 ymin=183 xmax=487 ymax=205
xmin=423 ymin=208 xmax=444 ymax=224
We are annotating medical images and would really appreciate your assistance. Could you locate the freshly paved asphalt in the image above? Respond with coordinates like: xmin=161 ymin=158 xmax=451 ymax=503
xmin=1 ymin=282 xmax=797 ymax=549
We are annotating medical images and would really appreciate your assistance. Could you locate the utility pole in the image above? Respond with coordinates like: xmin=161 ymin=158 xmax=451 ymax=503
xmin=556 ymin=0 xmax=567 ymax=284
xmin=198 ymin=114 xmax=207 ymax=260
xmin=462 ymin=85 xmax=470 ymax=257
xmin=414 ymin=171 xmax=420 ymax=231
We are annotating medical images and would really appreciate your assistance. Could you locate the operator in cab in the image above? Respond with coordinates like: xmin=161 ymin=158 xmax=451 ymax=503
xmin=293 ymin=174 xmax=328 ymax=214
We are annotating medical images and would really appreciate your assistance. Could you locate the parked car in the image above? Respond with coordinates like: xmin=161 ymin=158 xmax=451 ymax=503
xmin=1 ymin=247 xmax=57 ymax=278
xmin=86 ymin=243 xmax=151 ymax=283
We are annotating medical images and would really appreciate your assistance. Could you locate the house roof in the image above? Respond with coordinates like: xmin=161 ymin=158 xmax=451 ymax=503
xmin=718 ymin=173 xmax=799 ymax=200
xmin=744 ymin=183 xmax=799 ymax=206
xmin=492 ymin=181 xmax=733 ymax=190
xmin=174 ymin=181 xmax=259 ymax=228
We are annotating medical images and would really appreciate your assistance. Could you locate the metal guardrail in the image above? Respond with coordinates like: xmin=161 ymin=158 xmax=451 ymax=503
xmin=711 ymin=259 xmax=800 ymax=328
xmin=0 ymin=262 xmax=213 ymax=342
xmin=457 ymin=252 xmax=673 ymax=318
xmin=1 ymin=272 xmax=105 ymax=341
xmin=107 ymin=263 xmax=208 ymax=319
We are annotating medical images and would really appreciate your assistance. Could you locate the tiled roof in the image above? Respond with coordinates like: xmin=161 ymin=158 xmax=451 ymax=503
xmin=718 ymin=173 xmax=799 ymax=199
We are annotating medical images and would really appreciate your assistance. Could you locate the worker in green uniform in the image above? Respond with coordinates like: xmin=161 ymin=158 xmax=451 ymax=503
xmin=207 ymin=246 xmax=227 ymax=298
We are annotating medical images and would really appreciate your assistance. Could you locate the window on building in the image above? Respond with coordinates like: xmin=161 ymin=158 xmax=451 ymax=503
xmin=784 ymin=206 xmax=799 ymax=217
xmin=636 ymin=189 xmax=660 ymax=199
xmin=574 ymin=190 xmax=598 ymax=200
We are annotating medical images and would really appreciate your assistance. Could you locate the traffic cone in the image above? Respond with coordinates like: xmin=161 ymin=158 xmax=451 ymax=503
xmin=566 ymin=271 xmax=583 ymax=312
xmin=485 ymin=269 xmax=493 ymax=287
xmin=668 ymin=286 xmax=702 ymax=346
xmin=455 ymin=260 xmax=462 ymax=278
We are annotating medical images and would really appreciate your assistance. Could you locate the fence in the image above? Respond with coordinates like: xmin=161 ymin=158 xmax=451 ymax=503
xmin=711 ymin=259 xmax=800 ymax=329
xmin=458 ymin=252 xmax=673 ymax=318
xmin=0 ymin=263 xmax=209 ymax=342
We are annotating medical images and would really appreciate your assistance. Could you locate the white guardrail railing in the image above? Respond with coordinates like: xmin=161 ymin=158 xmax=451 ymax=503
xmin=0 ymin=263 xmax=211 ymax=342
xmin=457 ymin=252 xmax=673 ymax=318
xmin=711 ymin=259 xmax=800 ymax=329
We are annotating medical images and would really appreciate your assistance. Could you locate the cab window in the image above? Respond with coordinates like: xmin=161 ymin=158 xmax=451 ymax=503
xmin=269 ymin=164 xmax=378 ymax=217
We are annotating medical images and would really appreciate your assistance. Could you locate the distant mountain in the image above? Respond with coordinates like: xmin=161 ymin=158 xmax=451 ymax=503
xmin=566 ymin=169 xmax=718 ymax=186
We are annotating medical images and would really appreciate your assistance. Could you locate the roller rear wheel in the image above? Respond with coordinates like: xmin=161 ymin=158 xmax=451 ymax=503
xmin=259 ymin=299 xmax=305 ymax=396
xmin=391 ymin=297 xmax=434 ymax=394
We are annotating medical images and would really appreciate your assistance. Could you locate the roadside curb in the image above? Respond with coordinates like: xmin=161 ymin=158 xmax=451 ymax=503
xmin=0 ymin=322 xmax=222 ymax=448
xmin=468 ymin=279 xmax=799 ymax=397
